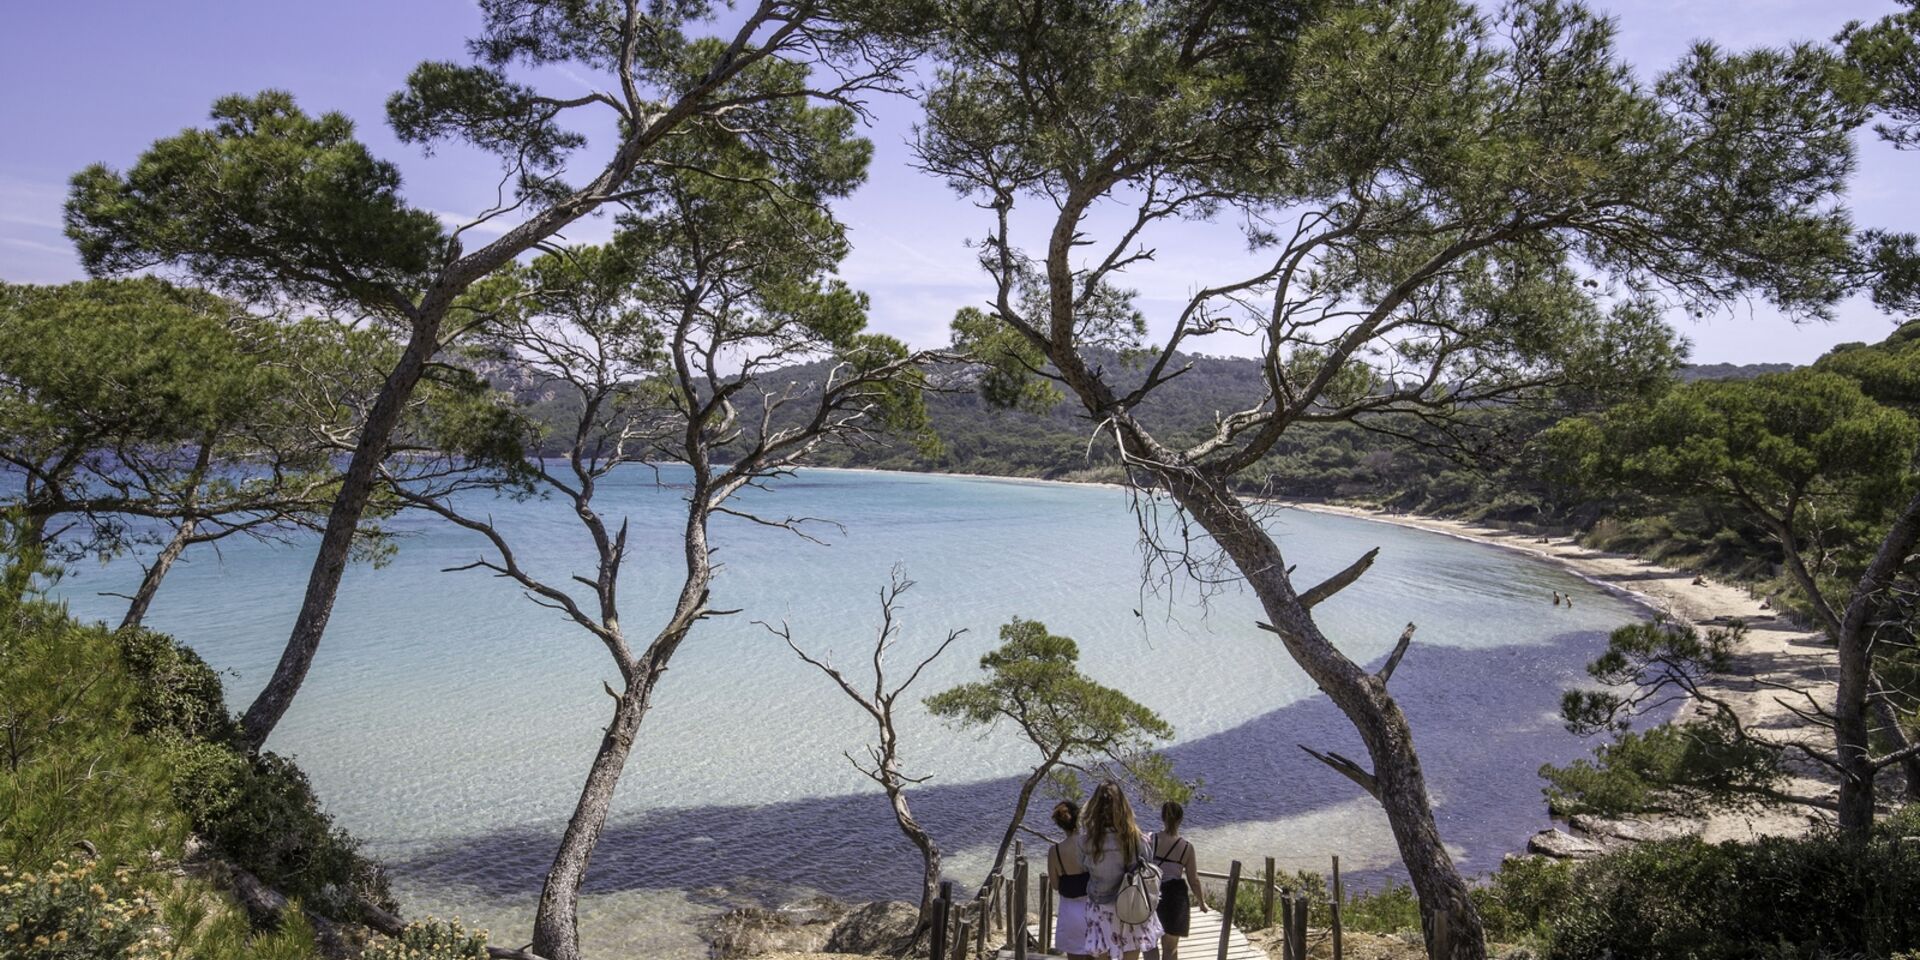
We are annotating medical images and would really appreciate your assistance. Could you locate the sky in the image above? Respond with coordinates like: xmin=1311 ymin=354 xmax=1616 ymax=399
xmin=1 ymin=0 xmax=1915 ymax=365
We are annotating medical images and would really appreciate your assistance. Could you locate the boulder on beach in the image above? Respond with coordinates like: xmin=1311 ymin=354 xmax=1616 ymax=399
xmin=703 ymin=902 xmax=843 ymax=959
xmin=1568 ymin=814 xmax=1697 ymax=844
xmin=1526 ymin=828 xmax=1607 ymax=859
xmin=823 ymin=900 xmax=922 ymax=956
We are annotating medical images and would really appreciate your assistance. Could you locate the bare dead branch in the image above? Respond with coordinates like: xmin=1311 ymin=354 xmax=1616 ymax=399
xmin=1300 ymin=547 xmax=1381 ymax=609
xmin=1377 ymin=623 xmax=1418 ymax=684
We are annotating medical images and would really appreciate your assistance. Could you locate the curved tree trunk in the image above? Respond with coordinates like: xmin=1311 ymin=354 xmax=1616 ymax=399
xmin=985 ymin=760 xmax=1055 ymax=893
xmin=887 ymin=781 xmax=943 ymax=923
xmin=530 ymin=663 xmax=664 ymax=960
xmin=240 ymin=318 xmax=439 ymax=750
xmin=1161 ymin=470 xmax=1486 ymax=960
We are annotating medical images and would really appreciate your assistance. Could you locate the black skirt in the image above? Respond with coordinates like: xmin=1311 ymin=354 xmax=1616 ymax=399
xmin=1157 ymin=877 xmax=1190 ymax=936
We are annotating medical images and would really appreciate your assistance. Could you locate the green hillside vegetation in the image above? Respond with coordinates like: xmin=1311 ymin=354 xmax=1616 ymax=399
xmin=0 ymin=539 xmax=452 ymax=960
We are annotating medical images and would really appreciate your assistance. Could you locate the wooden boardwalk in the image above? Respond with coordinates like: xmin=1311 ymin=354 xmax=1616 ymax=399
xmin=1005 ymin=907 xmax=1263 ymax=960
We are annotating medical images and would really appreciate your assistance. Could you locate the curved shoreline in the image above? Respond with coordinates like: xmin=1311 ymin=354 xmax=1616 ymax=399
xmin=1249 ymin=501 xmax=1835 ymax=845
xmin=813 ymin=467 xmax=1834 ymax=845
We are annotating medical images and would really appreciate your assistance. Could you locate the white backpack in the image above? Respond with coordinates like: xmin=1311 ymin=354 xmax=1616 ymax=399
xmin=1113 ymin=838 xmax=1162 ymax=926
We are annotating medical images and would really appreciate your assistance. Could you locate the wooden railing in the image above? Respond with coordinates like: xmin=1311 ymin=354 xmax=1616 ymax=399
xmin=926 ymin=845 xmax=1360 ymax=960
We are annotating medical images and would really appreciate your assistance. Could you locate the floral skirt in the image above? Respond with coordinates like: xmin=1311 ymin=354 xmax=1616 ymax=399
xmin=1085 ymin=901 xmax=1164 ymax=958
xmin=1054 ymin=895 xmax=1090 ymax=955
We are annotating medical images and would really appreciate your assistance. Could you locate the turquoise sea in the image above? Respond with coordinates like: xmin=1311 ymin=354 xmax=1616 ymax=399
xmin=52 ymin=468 xmax=1640 ymax=957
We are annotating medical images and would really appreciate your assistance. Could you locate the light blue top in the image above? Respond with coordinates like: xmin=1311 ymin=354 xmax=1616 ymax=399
xmin=1083 ymin=830 xmax=1152 ymax=905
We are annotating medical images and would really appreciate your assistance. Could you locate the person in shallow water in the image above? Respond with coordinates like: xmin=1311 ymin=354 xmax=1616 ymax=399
xmin=1149 ymin=800 xmax=1209 ymax=960
xmin=1049 ymin=799 xmax=1093 ymax=960
xmin=1083 ymin=781 xmax=1164 ymax=959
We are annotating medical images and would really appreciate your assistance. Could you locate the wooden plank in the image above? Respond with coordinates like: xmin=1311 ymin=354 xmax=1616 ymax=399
xmin=1019 ymin=904 xmax=1263 ymax=960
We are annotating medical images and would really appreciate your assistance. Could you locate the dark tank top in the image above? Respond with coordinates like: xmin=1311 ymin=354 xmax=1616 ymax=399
xmin=1053 ymin=841 xmax=1090 ymax=899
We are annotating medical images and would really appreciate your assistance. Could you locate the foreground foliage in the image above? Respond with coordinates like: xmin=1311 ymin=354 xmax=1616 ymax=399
xmin=0 ymin=539 xmax=491 ymax=957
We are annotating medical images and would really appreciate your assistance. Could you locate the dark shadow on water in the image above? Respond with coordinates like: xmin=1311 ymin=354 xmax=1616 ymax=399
xmin=387 ymin=628 xmax=1613 ymax=907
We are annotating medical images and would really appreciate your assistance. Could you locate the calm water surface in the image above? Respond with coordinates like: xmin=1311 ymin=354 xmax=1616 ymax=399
xmin=53 ymin=468 xmax=1638 ymax=957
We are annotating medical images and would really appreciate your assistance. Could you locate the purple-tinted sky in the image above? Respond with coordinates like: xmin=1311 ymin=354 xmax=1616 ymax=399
xmin=2 ymin=0 xmax=1914 ymax=364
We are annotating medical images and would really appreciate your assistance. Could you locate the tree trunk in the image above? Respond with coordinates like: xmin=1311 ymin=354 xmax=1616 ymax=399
xmin=239 ymin=317 xmax=440 ymax=751
xmin=1833 ymin=490 xmax=1920 ymax=836
xmin=1835 ymin=652 xmax=1877 ymax=835
xmin=531 ymin=665 xmax=663 ymax=960
xmin=120 ymin=516 xmax=196 ymax=630
xmin=1161 ymin=470 xmax=1486 ymax=960
xmin=1872 ymin=690 xmax=1920 ymax=804
xmin=986 ymin=762 xmax=1053 ymax=893
xmin=887 ymin=782 xmax=943 ymax=923
xmin=120 ymin=438 xmax=214 ymax=631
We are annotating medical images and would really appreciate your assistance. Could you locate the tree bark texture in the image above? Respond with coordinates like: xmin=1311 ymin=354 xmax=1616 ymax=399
xmin=1159 ymin=469 xmax=1487 ymax=960
xmin=239 ymin=318 xmax=438 ymax=750
xmin=1833 ymin=490 xmax=1920 ymax=835
xmin=528 ymin=664 xmax=664 ymax=960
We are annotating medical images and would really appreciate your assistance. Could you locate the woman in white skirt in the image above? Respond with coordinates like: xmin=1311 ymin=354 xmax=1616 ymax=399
xmin=1082 ymin=781 xmax=1163 ymax=959
xmin=1048 ymin=800 xmax=1092 ymax=959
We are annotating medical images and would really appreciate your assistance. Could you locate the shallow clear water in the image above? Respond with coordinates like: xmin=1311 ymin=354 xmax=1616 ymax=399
xmin=52 ymin=467 xmax=1637 ymax=956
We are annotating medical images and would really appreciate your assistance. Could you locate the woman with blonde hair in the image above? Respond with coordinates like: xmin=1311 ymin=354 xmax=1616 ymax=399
xmin=1081 ymin=781 xmax=1163 ymax=959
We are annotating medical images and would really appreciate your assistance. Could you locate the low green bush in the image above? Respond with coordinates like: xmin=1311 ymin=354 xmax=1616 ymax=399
xmin=0 ymin=861 xmax=167 ymax=960
xmin=1542 ymin=824 xmax=1920 ymax=960
xmin=164 ymin=741 xmax=392 ymax=922
xmin=1472 ymin=855 xmax=1572 ymax=946
xmin=0 ymin=548 xmax=377 ymax=958
xmin=364 ymin=919 xmax=493 ymax=960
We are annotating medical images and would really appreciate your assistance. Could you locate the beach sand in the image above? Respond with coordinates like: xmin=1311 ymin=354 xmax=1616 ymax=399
xmin=1289 ymin=502 xmax=1837 ymax=843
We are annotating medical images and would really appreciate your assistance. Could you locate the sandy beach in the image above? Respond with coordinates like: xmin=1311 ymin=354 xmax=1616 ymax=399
xmin=1288 ymin=501 xmax=1837 ymax=843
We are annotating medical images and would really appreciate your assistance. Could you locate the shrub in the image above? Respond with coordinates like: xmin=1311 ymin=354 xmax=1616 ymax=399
xmin=1472 ymin=856 xmax=1572 ymax=946
xmin=1541 ymin=718 xmax=1783 ymax=818
xmin=116 ymin=625 xmax=237 ymax=745
xmin=1214 ymin=868 xmax=1419 ymax=937
xmin=364 ymin=919 xmax=492 ymax=960
xmin=0 ymin=600 xmax=187 ymax=869
xmin=165 ymin=741 xmax=393 ymax=921
xmin=1544 ymin=830 xmax=1920 ymax=959
xmin=0 ymin=861 xmax=168 ymax=960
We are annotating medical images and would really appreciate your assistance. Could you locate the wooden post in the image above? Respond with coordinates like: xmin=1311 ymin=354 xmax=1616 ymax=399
xmin=976 ymin=885 xmax=991 ymax=959
xmin=1296 ymin=891 xmax=1309 ymax=960
xmin=1262 ymin=856 xmax=1277 ymax=930
xmin=956 ymin=921 xmax=972 ymax=960
xmin=1330 ymin=856 xmax=1343 ymax=960
xmin=1431 ymin=910 xmax=1450 ymax=960
xmin=1217 ymin=859 xmax=1242 ymax=960
xmin=1012 ymin=841 xmax=1024 ymax=945
xmin=1013 ymin=857 xmax=1030 ymax=960
xmin=1282 ymin=888 xmax=1296 ymax=960
xmin=932 ymin=881 xmax=952 ymax=960
xmin=1039 ymin=871 xmax=1052 ymax=956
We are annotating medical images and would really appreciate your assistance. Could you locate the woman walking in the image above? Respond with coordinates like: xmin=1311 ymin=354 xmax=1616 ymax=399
xmin=1083 ymin=781 xmax=1163 ymax=960
xmin=1049 ymin=800 xmax=1092 ymax=960
xmin=1149 ymin=801 xmax=1209 ymax=960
